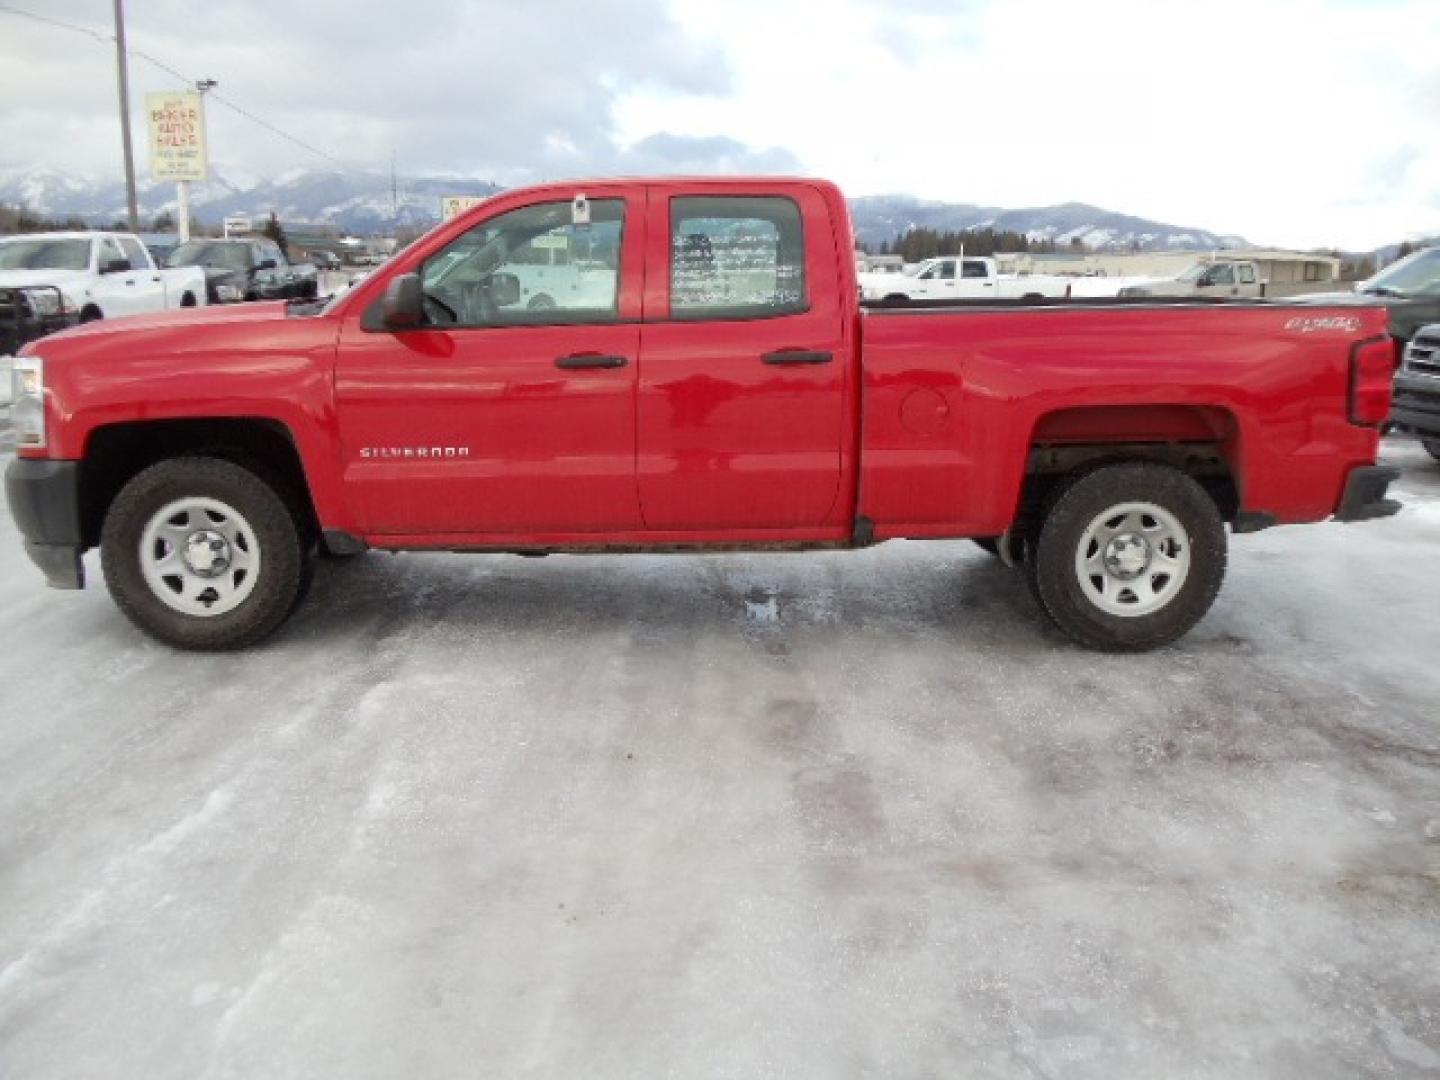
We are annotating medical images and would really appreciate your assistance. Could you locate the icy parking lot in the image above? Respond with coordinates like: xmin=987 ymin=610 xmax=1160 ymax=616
xmin=1 ymin=440 xmax=1437 ymax=1079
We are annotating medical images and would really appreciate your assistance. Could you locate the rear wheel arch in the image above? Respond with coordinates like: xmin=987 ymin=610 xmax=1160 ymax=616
xmin=1019 ymin=403 xmax=1243 ymax=522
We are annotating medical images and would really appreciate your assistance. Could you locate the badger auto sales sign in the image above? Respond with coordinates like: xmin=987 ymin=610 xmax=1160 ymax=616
xmin=146 ymin=91 xmax=209 ymax=182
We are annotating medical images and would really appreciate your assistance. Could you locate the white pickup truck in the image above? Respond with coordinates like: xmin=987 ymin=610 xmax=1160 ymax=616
xmin=1069 ymin=259 xmax=1266 ymax=299
xmin=0 ymin=231 xmax=208 ymax=325
xmin=857 ymin=255 xmax=1072 ymax=303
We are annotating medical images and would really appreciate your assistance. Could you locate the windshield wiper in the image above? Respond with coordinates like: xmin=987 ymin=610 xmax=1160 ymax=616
xmin=1362 ymin=286 xmax=1407 ymax=297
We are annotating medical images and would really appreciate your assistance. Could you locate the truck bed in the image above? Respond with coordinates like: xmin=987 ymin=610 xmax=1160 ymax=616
xmin=855 ymin=299 xmax=1390 ymax=538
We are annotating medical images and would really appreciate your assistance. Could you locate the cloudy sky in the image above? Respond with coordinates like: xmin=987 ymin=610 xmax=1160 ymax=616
xmin=0 ymin=0 xmax=1436 ymax=249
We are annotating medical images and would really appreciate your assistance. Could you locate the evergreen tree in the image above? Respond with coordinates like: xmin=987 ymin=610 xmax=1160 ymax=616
xmin=263 ymin=211 xmax=290 ymax=258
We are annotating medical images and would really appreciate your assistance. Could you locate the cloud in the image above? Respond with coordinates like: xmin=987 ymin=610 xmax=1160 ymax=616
xmin=617 ymin=0 xmax=1440 ymax=249
xmin=3 ymin=0 xmax=1439 ymax=248
xmin=614 ymin=133 xmax=800 ymax=174
xmin=0 ymin=0 xmax=765 ymax=184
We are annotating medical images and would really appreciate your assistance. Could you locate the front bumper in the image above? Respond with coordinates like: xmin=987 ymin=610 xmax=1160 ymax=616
xmin=3 ymin=458 xmax=85 ymax=588
xmin=1391 ymin=373 xmax=1440 ymax=439
xmin=1334 ymin=465 xmax=1402 ymax=523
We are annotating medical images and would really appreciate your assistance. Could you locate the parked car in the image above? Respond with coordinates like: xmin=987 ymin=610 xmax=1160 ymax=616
xmin=0 ymin=231 xmax=207 ymax=336
xmin=4 ymin=176 xmax=1399 ymax=652
xmin=307 ymin=250 xmax=341 ymax=271
xmin=1396 ymin=325 xmax=1440 ymax=462
xmin=858 ymin=256 xmax=1071 ymax=302
xmin=1116 ymin=260 xmax=1266 ymax=299
xmin=1066 ymin=259 xmax=1267 ymax=299
xmin=1 ymin=285 xmax=78 ymax=358
xmin=165 ymin=238 xmax=319 ymax=303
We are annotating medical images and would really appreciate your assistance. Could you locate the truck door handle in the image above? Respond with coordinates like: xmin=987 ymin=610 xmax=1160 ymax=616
xmin=555 ymin=353 xmax=628 ymax=370
xmin=762 ymin=350 xmax=832 ymax=365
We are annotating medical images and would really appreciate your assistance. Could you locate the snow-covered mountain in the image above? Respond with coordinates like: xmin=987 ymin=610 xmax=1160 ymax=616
xmin=1 ymin=166 xmax=1246 ymax=249
xmin=847 ymin=194 xmax=1248 ymax=252
xmin=0 ymin=166 xmax=501 ymax=234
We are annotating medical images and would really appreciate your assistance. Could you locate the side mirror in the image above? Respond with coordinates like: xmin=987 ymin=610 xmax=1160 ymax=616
xmin=488 ymin=272 xmax=521 ymax=307
xmin=255 ymin=258 xmax=277 ymax=271
xmin=102 ymin=257 xmax=131 ymax=274
xmin=381 ymin=273 xmax=425 ymax=329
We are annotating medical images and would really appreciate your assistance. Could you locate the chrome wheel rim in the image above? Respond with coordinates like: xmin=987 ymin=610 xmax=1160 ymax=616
xmin=1074 ymin=501 xmax=1189 ymax=618
xmin=139 ymin=497 xmax=260 ymax=616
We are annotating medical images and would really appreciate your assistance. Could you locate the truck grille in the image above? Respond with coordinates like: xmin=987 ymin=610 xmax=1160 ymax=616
xmin=1405 ymin=330 xmax=1440 ymax=378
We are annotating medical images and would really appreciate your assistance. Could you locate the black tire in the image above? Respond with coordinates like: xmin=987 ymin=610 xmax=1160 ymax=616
xmin=1028 ymin=463 xmax=1226 ymax=652
xmin=100 ymin=457 xmax=309 ymax=650
xmin=180 ymin=292 xmax=197 ymax=307
xmin=1423 ymin=439 xmax=1440 ymax=463
xmin=80 ymin=305 xmax=102 ymax=322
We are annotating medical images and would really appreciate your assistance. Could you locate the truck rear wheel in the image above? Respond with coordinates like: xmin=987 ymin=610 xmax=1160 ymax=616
xmin=1423 ymin=439 xmax=1440 ymax=463
xmin=1028 ymin=463 xmax=1226 ymax=651
xmin=100 ymin=457 xmax=309 ymax=650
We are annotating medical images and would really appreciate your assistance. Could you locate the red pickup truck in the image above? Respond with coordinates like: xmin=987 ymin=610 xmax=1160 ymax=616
xmin=4 ymin=176 xmax=1401 ymax=651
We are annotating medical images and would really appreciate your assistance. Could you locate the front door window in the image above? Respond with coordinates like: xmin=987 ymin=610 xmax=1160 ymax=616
xmin=422 ymin=200 xmax=625 ymax=326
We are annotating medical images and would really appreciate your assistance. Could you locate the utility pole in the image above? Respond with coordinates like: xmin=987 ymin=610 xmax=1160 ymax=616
xmin=113 ymin=0 xmax=139 ymax=230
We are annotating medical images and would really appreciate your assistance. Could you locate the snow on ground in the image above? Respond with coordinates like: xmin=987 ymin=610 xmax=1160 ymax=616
xmin=0 ymin=441 xmax=1437 ymax=1078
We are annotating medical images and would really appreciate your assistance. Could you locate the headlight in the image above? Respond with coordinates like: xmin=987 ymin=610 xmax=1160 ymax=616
xmin=12 ymin=355 xmax=47 ymax=449
xmin=215 ymin=284 xmax=245 ymax=302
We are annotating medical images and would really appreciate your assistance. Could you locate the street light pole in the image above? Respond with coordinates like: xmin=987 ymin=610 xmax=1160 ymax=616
xmin=112 ymin=0 xmax=139 ymax=231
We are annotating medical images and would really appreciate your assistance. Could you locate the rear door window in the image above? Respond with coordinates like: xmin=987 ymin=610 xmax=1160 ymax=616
xmin=670 ymin=196 xmax=806 ymax=320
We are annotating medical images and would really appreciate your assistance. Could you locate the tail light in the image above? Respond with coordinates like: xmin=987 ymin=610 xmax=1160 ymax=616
xmin=1349 ymin=336 xmax=1398 ymax=427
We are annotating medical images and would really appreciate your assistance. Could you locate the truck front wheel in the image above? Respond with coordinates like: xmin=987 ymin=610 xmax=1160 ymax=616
xmin=1028 ymin=463 xmax=1226 ymax=651
xmin=1423 ymin=438 xmax=1440 ymax=463
xmin=100 ymin=457 xmax=309 ymax=650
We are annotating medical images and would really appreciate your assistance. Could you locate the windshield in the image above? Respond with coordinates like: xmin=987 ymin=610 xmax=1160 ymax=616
xmin=0 ymin=238 xmax=91 ymax=272
xmin=1360 ymin=248 xmax=1440 ymax=297
xmin=166 ymin=242 xmax=251 ymax=271
xmin=1174 ymin=264 xmax=1208 ymax=283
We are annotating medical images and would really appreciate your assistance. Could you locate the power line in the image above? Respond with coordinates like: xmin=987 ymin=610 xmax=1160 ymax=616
xmin=0 ymin=1 xmax=350 ymax=170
